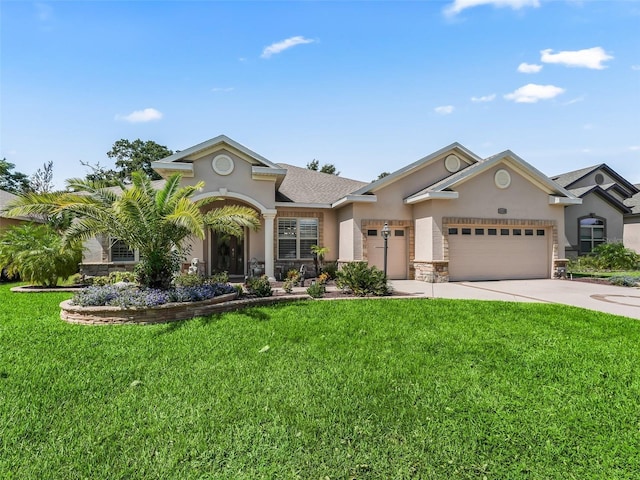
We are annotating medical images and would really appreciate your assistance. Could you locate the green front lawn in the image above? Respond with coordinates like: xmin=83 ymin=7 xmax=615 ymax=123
xmin=1 ymin=283 xmax=639 ymax=479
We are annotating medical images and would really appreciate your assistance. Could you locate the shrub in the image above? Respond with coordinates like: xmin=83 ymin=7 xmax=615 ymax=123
xmin=282 ymin=279 xmax=295 ymax=294
xmin=233 ymin=284 xmax=244 ymax=298
xmin=109 ymin=271 xmax=136 ymax=283
xmin=336 ymin=262 xmax=390 ymax=296
xmin=591 ymin=242 xmax=640 ymax=271
xmin=71 ymin=283 xmax=236 ymax=308
xmin=174 ymin=273 xmax=206 ymax=287
xmin=318 ymin=272 xmax=330 ymax=284
xmin=323 ymin=261 xmax=338 ymax=279
xmin=0 ymin=223 xmax=82 ymax=287
xmin=245 ymin=275 xmax=273 ymax=297
xmin=286 ymin=269 xmax=302 ymax=285
xmin=210 ymin=271 xmax=229 ymax=284
xmin=306 ymin=282 xmax=325 ymax=298
xmin=609 ymin=276 xmax=640 ymax=287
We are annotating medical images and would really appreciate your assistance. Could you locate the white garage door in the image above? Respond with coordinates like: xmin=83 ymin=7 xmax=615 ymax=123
xmin=367 ymin=227 xmax=407 ymax=279
xmin=448 ymin=226 xmax=550 ymax=281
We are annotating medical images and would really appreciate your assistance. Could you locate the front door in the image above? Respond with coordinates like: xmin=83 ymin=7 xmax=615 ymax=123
xmin=211 ymin=232 xmax=244 ymax=275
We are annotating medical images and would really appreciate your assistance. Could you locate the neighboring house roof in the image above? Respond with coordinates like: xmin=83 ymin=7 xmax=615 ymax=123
xmin=624 ymin=193 xmax=640 ymax=214
xmin=552 ymin=163 xmax=639 ymax=196
xmin=404 ymin=150 xmax=579 ymax=205
xmin=0 ymin=189 xmax=43 ymax=222
xmin=551 ymin=164 xmax=601 ymax=188
xmin=275 ymin=164 xmax=368 ymax=205
xmin=567 ymin=185 xmax=631 ymax=213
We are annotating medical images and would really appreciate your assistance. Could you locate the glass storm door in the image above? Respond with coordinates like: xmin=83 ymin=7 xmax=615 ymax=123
xmin=211 ymin=232 xmax=244 ymax=275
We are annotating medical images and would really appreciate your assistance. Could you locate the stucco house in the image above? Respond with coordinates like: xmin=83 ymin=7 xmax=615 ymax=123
xmin=0 ymin=189 xmax=38 ymax=232
xmin=623 ymin=187 xmax=640 ymax=254
xmin=551 ymin=165 xmax=639 ymax=257
xmin=81 ymin=135 xmax=581 ymax=282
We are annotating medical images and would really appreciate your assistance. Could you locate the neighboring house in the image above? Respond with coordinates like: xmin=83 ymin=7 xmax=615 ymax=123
xmin=0 ymin=189 xmax=37 ymax=232
xmin=82 ymin=135 xmax=581 ymax=282
xmin=623 ymin=186 xmax=640 ymax=254
xmin=551 ymin=165 xmax=639 ymax=257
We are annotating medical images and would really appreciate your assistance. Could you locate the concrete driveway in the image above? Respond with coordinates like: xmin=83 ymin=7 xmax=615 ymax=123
xmin=389 ymin=279 xmax=640 ymax=320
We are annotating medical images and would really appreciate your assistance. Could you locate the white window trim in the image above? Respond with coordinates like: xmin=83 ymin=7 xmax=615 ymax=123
xmin=277 ymin=217 xmax=319 ymax=260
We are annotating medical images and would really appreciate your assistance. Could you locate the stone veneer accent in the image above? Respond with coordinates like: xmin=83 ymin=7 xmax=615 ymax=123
xmin=60 ymin=293 xmax=308 ymax=325
xmin=414 ymin=261 xmax=449 ymax=283
xmin=361 ymin=219 xmax=415 ymax=279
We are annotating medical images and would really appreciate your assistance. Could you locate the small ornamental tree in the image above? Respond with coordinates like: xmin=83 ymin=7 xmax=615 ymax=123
xmin=0 ymin=223 xmax=82 ymax=287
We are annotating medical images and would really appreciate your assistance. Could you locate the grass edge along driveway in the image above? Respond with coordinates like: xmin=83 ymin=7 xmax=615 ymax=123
xmin=1 ymin=284 xmax=639 ymax=479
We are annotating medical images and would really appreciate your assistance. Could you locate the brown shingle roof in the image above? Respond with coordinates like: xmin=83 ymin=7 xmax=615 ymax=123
xmin=276 ymin=164 xmax=369 ymax=204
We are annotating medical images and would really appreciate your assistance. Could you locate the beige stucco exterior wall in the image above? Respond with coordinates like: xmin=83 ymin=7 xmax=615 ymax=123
xmin=184 ymin=148 xmax=277 ymax=211
xmin=428 ymin=164 xmax=566 ymax=260
xmin=624 ymin=216 xmax=640 ymax=253
xmin=563 ymin=194 xmax=624 ymax=250
xmin=337 ymin=205 xmax=355 ymax=261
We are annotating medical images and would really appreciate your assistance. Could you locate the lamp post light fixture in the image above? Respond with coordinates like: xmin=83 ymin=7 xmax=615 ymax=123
xmin=381 ymin=222 xmax=391 ymax=278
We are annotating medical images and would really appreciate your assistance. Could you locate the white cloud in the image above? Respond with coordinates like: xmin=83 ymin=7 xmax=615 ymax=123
xmin=629 ymin=146 xmax=640 ymax=151
xmin=632 ymin=65 xmax=640 ymax=71
xmin=211 ymin=87 xmax=234 ymax=92
xmin=444 ymin=0 xmax=539 ymax=16
xmin=115 ymin=108 xmax=163 ymax=123
xmin=261 ymin=36 xmax=315 ymax=59
xmin=517 ymin=62 xmax=542 ymax=73
xmin=540 ymin=47 xmax=613 ymax=70
xmin=504 ymin=83 xmax=565 ymax=103
xmin=471 ymin=94 xmax=496 ymax=102
xmin=435 ymin=105 xmax=455 ymax=114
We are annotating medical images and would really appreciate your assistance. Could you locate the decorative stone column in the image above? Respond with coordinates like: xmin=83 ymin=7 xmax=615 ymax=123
xmin=263 ymin=212 xmax=276 ymax=281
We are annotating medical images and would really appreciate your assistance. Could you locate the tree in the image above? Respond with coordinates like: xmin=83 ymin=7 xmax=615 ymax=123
xmin=375 ymin=172 xmax=391 ymax=181
xmin=0 ymin=158 xmax=30 ymax=194
xmin=107 ymin=139 xmax=173 ymax=182
xmin=5 ymin=172 xmax=261 ymax=290
xmin=310 ymin=244 xmax=330 ymax=275
xmin=306 ymin=159 xmax=340 ymax=176
xmin=30 ymin=161 xmax=54 ymax=194
xmin=0 ymin=223 xmax=82 ymax=287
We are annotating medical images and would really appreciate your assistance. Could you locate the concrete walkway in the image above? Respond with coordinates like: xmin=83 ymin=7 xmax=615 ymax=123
xmin=389 ymin=279 xmax=640 ymax=320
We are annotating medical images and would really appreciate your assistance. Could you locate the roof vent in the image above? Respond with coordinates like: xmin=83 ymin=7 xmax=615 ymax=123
xmin=495 ymin=169 xmax=511 ymax=189
xmin=212 ymin=154 xmax=234 ymax=176
xmin=595 ymin=173 xmax=604 ymax=185
xmin=444 ymin=154 xmax=461 ymax=173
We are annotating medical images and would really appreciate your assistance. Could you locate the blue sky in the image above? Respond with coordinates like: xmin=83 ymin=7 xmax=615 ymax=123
xmin=2 ymin=0 xmax=639 ymax=189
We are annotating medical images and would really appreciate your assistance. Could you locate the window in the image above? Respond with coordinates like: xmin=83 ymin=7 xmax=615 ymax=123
xmin=579 ymin=217 xmax=605 ymax=254
xmin=448 ymin=228 xmax=458 ymax=235
xmin=513 ymin=229 xmax=522 ymax=236
xmin=367 ymin=229 xmax=378 ymax=236
xmin=501 ymin=229 xmax=509 ymax=236
xmin=462 ymin=228 xmax=472 ymax=235
xmin=488 ymin=228 xmax=497 ymax=236
xmin=525 ymin=229 xmax=533 ymax=236
xmin=537 ymin=229 xmax=545 ymax=236
xmin=394 ymin=230 xmax=405 ymax=237
xmin=110 ymin=239 xmax=135 ymax=262
xmin=475 ymin=228 xmax=484 ymax=235
xmin=278 ymin=218 xmax=318 ymax=259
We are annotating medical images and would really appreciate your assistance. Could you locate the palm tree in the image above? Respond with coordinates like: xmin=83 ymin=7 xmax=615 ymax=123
xmin=310 ymin=244 xmax=329 ymax=276
xmin=0 ymin=223 xmax=83 ymax=287
xmin=4 ymin=172 xmax=260 ymax=289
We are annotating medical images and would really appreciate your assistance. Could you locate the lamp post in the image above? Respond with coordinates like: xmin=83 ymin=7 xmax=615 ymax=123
xmin=381 ymin=222 xmax=391 ymax=278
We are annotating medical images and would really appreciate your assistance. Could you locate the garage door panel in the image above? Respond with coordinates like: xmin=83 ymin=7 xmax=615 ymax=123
xmin=448 ymin=227 xmax=549 ymax=281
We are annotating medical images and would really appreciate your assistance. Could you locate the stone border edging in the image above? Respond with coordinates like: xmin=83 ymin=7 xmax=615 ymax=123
xmin=59 ymin=293 xmax=311 ymax=325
